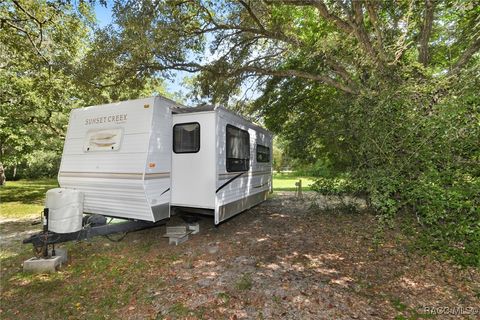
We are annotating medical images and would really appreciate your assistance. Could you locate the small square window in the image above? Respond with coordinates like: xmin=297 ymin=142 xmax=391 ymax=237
xmin=256 ymin=144 xmax=270 ymax=163
xmin=173 ymin=122 xmax=200 ymax=153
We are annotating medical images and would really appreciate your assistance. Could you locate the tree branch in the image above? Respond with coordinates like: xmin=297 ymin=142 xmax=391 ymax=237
xmin=12 ymin=0 xmax=45 ymax=25
xmin=194 ymin=2 xmax=302 ymax=46
xmin=391 ymin=0 xmax=415 ymax=65
xmin=272 ymin=0 xmax=353 ymax=33
xmin=324 ymin=57 xmax=359 ymax=90
xmin=238 ymin=0 xmax=265 ymax=31
xmin=450 ymin=36 xmax=480 ymax=75
xmin=274 ymin=0 xmax=384 ymax=65
xmin=311 ymin=0 xmax=353 ymax=33
xmin=351 ymin=0 xmax=383 ymax=66
xmin=418 ymin=0 xmax=436 ymax=66
xmin=2 ymin=20 xmax=49 ymax=65
xmin=143 ymin=59 xmax=359 ymax=94
xmin=365 ymin=0 xmax=387 ymax=61
xmin=230 ymin=66 xmax=359 ymax=94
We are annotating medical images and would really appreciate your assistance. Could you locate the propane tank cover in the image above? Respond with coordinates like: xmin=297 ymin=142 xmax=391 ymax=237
xmin=45 ymin=188 xmax=84 ymax=233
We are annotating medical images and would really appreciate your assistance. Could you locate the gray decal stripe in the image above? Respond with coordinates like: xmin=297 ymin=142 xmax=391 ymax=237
xmin=218 ymin=171 xmax=271 ymax=180
xmin=59 ymin=171 xmax=170 ymax=180
xmin=253 ymin=182 xmax=269 ymax=188
xmin=218 ymin=170 xmax=271 ymax=177
xmin=216 ymin=172 xmax=245 ymax=193
xmin=144 ymin=173 xmax=170 ymax=179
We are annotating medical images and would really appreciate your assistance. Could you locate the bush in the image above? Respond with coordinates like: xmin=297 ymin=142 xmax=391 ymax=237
xmin=21 ymin=150 xmax=61 ymax=179
xmin=274 ymin=68 xmax=479 ymax=266
xmin=310 ymin=174 xmax=361 ymax=196
xmin=294 ymin=158 xmax=335 ymax=178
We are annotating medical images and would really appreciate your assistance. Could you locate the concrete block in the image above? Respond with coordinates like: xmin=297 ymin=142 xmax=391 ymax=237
xmin=166 ymin=225 xmax=187 ymax=235
xmin=187 ymin=222 xmax=200 ymax=234
xmin=49 ymin=248 xmax=68 ymax=264
xmin=23 ymin=255 xmax=64 ymax=273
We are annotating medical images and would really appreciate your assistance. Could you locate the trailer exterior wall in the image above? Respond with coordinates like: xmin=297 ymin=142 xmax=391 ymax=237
xmin=170 ymin=107 xmax=272 ymax=224
xmin=214 ymin=108 xmax=273 ymax=224
xmin=58 ymin=97 xmax=173 ymax=222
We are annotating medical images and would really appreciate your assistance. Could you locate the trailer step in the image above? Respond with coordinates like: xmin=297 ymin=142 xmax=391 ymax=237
xmin=163 ymin=223 xmax=199 ymax=245
xmin=187 ymin=222 xmax=200 ymax=234
xmin=168 ymin=233 xmax=189 ymax=245
xmin=166 ymin=225 xmax=187 ymax=235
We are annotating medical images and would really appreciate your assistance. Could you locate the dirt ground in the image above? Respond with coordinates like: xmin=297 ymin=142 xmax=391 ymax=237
xmin=1 ymin=192 xmax=479 ymax=319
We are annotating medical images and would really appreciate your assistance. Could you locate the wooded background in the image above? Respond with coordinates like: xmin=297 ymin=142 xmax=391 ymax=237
xmin=1 ymin=0 xmax=479 ymax=266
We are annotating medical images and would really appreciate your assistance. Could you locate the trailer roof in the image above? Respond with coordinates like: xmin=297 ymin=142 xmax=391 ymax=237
xmin=171 ymin=104 xmax=215 ymax=114
xmin=172 ymin=104 xmax=272 ymax=136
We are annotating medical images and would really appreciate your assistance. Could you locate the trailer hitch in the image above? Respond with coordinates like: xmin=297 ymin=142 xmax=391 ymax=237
xmin=23 ymin=218 xmax=167 ymax=248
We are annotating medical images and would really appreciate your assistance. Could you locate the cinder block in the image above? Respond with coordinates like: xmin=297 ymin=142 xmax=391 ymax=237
xmin=23 ymin=255 xmax=64 ymax=273
xmin=187 ymin=222 xmax=200 ymax=234
xmin=48 ymin=248 xmax=68 ymax=264
xmin=166 ymin=225 xmax=187 ymax=235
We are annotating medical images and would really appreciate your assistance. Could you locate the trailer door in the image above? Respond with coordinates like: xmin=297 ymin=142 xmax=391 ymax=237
xmin=171 ymin=113 xmax=216 ymax=209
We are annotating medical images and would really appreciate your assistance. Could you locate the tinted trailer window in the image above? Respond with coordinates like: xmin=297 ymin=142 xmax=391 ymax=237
xmin=173 ymin=122 xmax=200 ymax=153
xmin=226 ymin=125 xmax=250 ymax=172
xmin=256 ymin=144 xmax=270 ymax=163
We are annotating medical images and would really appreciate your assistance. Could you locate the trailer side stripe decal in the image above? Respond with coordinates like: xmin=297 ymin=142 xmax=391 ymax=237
xmin=217 ymin=170 xmax=271 ymax=180
xmin=145 ymin=173 xmax=170 ymax=180
xmin=218 ymin=170 xmax=271 ymax=177
xmin=160 ymin=188 xmax=170 ymax=196
xmin=253 ymin=182 xmax=269 ymax=189
xmin=216 ymin=172 xmax=245 ymax=193
xmin=59 ymin=171 xmax=170 ymax=180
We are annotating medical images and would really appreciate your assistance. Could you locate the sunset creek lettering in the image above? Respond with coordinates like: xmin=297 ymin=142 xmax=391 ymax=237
xmin=85 ymin=114 xmax=127 ymax=125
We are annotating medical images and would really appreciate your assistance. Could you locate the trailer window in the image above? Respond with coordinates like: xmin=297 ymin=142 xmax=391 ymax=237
xmin=256 ymin=144 xmax=270 ymax=163
xmin=226 ymin=125 xmax=250 ymax=172
xmin=173 ymin=122 xmax=200 ymax=153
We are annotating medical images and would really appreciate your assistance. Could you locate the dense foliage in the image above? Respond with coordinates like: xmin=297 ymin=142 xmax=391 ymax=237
xmin=1 ymin=1 xmax=90 ymax=177
xmin=1 ymin=0 xmax=479 ymax=265
xmin=249 ymin=2 xmax=480 ymax=266
xmin=0 ymin=0 xmax=167 ymax=178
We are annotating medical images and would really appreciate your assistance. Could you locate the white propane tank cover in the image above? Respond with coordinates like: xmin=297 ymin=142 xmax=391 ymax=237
xmin=45 ymin=188 xmax=84 ymax=233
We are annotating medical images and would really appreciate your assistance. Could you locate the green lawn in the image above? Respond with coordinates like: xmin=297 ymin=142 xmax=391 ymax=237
xmin=0 ymin=179 xmax=58 ymax=220
xmin=272 ymin=172 xmax=315 ymax=191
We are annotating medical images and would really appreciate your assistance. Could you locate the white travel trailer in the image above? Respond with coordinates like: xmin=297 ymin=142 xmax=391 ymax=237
xmin=55 ymin=97 xmax=272 ymax=226
xmin=58 ymin=96 xmax=178 ymax=222
xmin=24 ymin=96 xmax=273 ymax=256
xmin=171 ymin=106 xmax=273 ymax=224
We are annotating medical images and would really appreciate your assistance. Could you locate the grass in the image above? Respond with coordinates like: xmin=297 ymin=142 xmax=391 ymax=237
xmin=272 ymin=172 xmax=315 ymax=191
xmin=0 ymin=233 xmax=162 ymax=319
xmin=168 ymin=302 xmax=192 ymax=317
xmin=0 ymin=179 xmax=58 ymax=220
xmin=235 ymin=273 xmax=253 ymax=290
xmin=217 ymin=292 xmax=231 ymax=304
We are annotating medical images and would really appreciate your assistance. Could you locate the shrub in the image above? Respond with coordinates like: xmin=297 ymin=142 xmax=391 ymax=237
xmin=22 ymin=150 xmax=61 ymax=179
